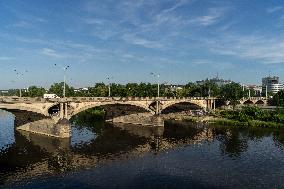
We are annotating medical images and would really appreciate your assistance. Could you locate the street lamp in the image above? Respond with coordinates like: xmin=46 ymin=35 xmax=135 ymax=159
xmin=150 ymin=72 xmax=160 ymax=98
xmin=13 ymin=69 xmax=28 ymax=97
xmin=265 ymin=85 xmax=268 ymax=99
xmin=208 ymin=87 xmax=211 ymax=98
xmin=54 ymin=64 xmax=70 ymax=98
xmin=106 ymin=76 xmax=113 ymax=97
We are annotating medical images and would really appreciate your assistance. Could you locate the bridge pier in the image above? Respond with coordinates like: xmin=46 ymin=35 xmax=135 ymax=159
xmin=59 ymin=102 xmax=69 ymax=119
xmin=60 ymin=103 xmax=64 ymax=119
xmin=156 ymin=101 xmax=161 ymax=115
xmin=64 ymin=103 xmax=68 ymax=118
xmin=17 ymin=118 xmax=71 ymax=138
xmin=16 ymin=102 xmax=72 ymax=138
xmin=206 ymin=99 xmax=216 ymax=111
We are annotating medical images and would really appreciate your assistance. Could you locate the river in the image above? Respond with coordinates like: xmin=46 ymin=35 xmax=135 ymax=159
xmin=0 ymin=109 xmax=284 ymax=189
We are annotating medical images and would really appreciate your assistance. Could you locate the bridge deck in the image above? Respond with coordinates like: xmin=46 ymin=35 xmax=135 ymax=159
xmin=0 ymin=96 xmax=266 ymax=103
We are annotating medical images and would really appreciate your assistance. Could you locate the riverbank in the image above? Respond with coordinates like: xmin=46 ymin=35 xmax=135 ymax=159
xmin=70 ymin=106 xmax=284 ymax=129
xmin=169 ymin=106 xmax=284 ymax=129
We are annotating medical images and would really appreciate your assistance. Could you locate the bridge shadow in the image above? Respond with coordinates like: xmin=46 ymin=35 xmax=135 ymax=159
xmin=3 ymin=109 xmax=49 ymax=127
xmin=161 ymin=102 xmax=202 ymax=114
xmin=71 ymin=104 xmax=150 ymax=121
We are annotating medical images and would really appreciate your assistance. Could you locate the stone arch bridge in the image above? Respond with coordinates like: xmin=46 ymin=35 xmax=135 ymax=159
xmin=0 ymin=96 xmax=267 ymax=138
xmin=0 ymin=96 xmax=218 ymax=119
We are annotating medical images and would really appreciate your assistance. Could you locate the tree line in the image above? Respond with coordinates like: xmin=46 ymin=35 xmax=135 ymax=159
xmin=1 ymin=81 xmax=283 ymax=107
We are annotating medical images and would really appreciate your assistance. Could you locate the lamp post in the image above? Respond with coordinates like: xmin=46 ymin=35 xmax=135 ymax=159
xmin=107 ymin=76 xmax=113 ymax=97
xmin=248 ymin=89 xmax=251 ymax=98
xmin=150 ymin=73 xmax=160 ymax=98
xmin=208 ymin=87 xmax=211 ymax=98
xmin=13 ymin=69 xmax=28 ymax=97
xmin=54 ymin=64 xmax=70 ymax=98
xmin=242 ymin=84 xmax=245 ymax=100
xmin=265 ymin=85 xmax=268 ymax=100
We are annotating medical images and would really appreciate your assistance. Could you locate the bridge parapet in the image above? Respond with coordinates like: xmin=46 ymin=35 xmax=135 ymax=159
xmin=0 ymin=96 xmax=218 ymax=103
xmin=245 ymin=97 xmax=266 ymax=100
xmin=0 ymin=97 xmax=50 ymax=103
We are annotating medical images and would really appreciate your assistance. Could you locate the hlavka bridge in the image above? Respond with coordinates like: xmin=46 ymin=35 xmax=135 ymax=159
xmin=0 ymin=96 xmax=267 ymax=138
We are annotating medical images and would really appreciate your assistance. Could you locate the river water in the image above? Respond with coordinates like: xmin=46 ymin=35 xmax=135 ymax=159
xmin=0 ymin=110 xmax=284 ymax=189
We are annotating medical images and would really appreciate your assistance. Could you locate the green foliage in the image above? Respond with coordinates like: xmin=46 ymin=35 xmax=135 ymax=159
xmin=23 ymin=86 xmax=46 ymax=97
xmin=220 ymin=106 xmax=284 ymax=124
xmin=48 ymin=82 xmax=75 ymax=97
xmin=273 ymin=90 xmax=284 ymax=107
xmin=219 ymin=83 xmax=244 ymax=107
xmin=4 ymin=89 xmax=19 ymax=96
xmin=212 ymin=118 xmax=284 ymax=128
xmin=72 ymin=107 xmax=106 ymax=123
xmin=4 ymin=81 xmax=257 ymax=99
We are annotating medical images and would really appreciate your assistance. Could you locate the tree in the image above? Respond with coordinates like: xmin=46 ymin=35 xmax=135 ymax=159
xmin=48 ymin=82 xmax=74 ymax=97
xmin=273 ymin=90 xmax=284 ymax=107
xmin=219 ymin=83 xmax=244 ymax=108
xmin=186 ymin=82 xmax=202 ymax=97
xmin=25 ymin=86 xmax=46 ymax=97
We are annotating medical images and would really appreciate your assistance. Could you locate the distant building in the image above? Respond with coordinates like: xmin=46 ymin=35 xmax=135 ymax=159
xmin=196 ymin=76 xmax=232 ymax=87
xmin=169 ymin=85 xmax=183 ymax=92
xmin=0 ymin=90 xmax=8 ymax=94
xmin=262 ymin=76 xmax=283 ymax=94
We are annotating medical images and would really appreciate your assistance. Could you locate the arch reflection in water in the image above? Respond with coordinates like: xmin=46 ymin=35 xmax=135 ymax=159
xmin=1 ymin=113 xmax=284 ymax=188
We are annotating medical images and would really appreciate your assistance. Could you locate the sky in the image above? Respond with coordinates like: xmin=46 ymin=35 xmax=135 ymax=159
xmin=0 ymin=0 xmax=284 ymax=89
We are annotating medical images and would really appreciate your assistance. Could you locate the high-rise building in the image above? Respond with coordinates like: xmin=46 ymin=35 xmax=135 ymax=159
xmin=262 ymin=76 xmax=283 ymax=94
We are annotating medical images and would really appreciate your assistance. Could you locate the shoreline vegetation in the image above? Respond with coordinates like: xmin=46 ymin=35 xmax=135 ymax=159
xmin=179 ymin=106 xmax=284 ymax=129
xmin=72 ymin=105 xmax=284 ymax=129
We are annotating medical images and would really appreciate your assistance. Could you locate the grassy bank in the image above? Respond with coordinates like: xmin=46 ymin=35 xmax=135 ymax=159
xmin=181 ymin=106 xmax=284 ymax=129
xmin=213 ymin=106 xmax=284 ymax=128
xmin=210 ymin=118 xmax=284 ymax=129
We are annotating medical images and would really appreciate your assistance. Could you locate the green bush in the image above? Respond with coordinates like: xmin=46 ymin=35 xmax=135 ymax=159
xmin=219 ymin=106 xmax=284 ymax=124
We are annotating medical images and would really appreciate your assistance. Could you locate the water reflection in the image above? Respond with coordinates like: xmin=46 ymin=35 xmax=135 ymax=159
xmin=0 ymin=110 xmax=284 ymax=188
xmin=0 ymin=110 xmax=15 ymax=150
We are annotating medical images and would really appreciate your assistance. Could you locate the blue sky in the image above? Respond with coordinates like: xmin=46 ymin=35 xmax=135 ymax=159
xmin=0 ymin=0 xmax=284 ymax=89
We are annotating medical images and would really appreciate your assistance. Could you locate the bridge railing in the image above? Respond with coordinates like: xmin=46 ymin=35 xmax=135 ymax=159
xmin=0 ymin=97 xmax=49 ymax=103
xmin=0 ymin=96 xmax=220 ymax=103
xmin=246 ymin=97 xmax=266 ymax=100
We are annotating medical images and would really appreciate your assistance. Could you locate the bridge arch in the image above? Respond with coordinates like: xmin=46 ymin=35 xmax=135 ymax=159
xmin=243 ymin=100 xmax=254 ymax=105
xmin=0 ymin=104 xmax=49 ymax=117
xmin=69 ymin=101 xmax=155 ymax=119
xmin=46 ymin=103 xmax=61 ymax=115
xmin=255 ymin=100 xmax=265 ymax=105
xmin=0 ymin=107 xmax=50 ymax=128
xmin=160 ymin=100 xmax=205 ymax=114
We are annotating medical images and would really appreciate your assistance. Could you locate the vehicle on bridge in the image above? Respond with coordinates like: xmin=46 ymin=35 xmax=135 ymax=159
xmin=43 ymin=94 xmax=60 ymax=99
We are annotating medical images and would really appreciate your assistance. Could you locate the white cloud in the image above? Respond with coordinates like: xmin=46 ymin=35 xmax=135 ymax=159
xmin=122 ymin=54 xmax=135 ymax=59
xmin=8 ymin=21 xmax=32 ymax=28
xmin=122 ymin=34 xmax=164 ymax=49
xmin=267 ymin=6 xmax=282 ymax=13
xmin=41 ymin=48 xmax=65 ymax=58
xmin=189 ymin=8 xmax=226 ymax=26
xmin=161 ymin=0 xmax=190 ymax=13
xmin=191 ymin=59 xmax=213 ymax=65
xmin=206 ymin=34 xmax=284 ymax=64
xmin=0 ymin=56 xmax=14 ymax=61
xmin=191 ymin=59 xmax=234 ymax=69
xmin=84 ymin=18 xmax=106 ymax=25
